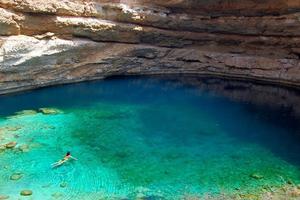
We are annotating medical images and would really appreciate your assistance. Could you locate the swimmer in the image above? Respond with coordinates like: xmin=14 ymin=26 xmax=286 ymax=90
xmin=51 ymin=151 xmax=77 ymax=168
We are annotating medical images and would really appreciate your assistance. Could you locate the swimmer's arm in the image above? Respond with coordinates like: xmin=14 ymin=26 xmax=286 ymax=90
xmin=70 ymin=156 xmax=78 ymax=160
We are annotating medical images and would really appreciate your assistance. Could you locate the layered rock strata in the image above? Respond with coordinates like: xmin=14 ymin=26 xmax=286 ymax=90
xmin=0 ymin=0 xmax=300 ymax=94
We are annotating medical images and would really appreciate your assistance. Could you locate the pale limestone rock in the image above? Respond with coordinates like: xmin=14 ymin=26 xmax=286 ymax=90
xmin=0 ymin=34 xmax=300 ymax=95
xmin=0 ymin=0 xmax=299 ymax=95
xmin=0 ymin=35 xmax=77 ymax=68
xmin=0 ymin=8 xmax=21 ymax=35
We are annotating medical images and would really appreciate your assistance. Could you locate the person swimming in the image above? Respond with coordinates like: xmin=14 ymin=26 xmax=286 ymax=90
xmin=51 ymin=151 xmax=77 ymax=168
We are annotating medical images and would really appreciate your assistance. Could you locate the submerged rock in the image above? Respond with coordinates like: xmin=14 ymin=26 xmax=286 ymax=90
xmin=60 ymin=182 xmax=67 ymax=188
xmin=0 ymin=145 xmax=6 ymax=152
xmin=136 ymin=194 xmax=164 ymax=200
xmin=10 ymin=173 xmax=23 ymax=181
xmin=30 ymin=143 xmax=43 ymax=148
xmin=19 ymin=144 xmax=29 ymax=152
xmin=287 ymin=179 xmax=294 ymax=185
xmin=136 ymin=193 xmax=147 ymax=200
xmin=6 ymin=127 xmax=21 ymax=132
xmin=3 ymin=165 xmax=9 ymax=170
xmin=13 ymin=110 xmax=38 ymax=117
xmin=41 ymin=183 xmax=52 ymax=188
xmin=39 ymin=108 xmax=62 ymax=115
xmin=51 ymin=192 xmax=63 ymax=198
xmin=42 ymin=125 xmax=56 ymax=130
xmin=239 ymin=193 xmax=259 ymax=199
xmin=20 ymin=190 xmax=32 ymax=196
xmin=5 ymin=142 xmax=17 ymax=149
xmin=0 ymin=195 xmax=9 ymax=200
xmin=289 ymin=188 xmax=300 ymax=197
xmin=250 ymin=173 xmax=264 ymax=180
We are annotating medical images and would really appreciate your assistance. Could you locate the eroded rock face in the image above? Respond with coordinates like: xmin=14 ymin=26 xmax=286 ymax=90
xmin=0 ymin=0 xmax=299 ymax=94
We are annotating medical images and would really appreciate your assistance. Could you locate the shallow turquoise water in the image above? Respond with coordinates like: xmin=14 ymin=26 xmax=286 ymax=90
xmin=0 ymin=76 xmax=300 ymax=199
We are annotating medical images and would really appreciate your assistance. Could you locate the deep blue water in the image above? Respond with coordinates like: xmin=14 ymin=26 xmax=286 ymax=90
xmin=0 ymin=76 xmax=300 ymax=199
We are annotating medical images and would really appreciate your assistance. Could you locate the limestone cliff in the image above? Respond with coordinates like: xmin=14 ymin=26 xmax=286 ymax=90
xmin=0 ymin=0 xmax=300 ymax=94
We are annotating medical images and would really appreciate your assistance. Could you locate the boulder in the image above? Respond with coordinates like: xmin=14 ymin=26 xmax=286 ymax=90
xmin=5 ymin=142 xmax=17 ymax=149
xmin=39 ymin=108 xmax=62 ymax=115
xmin=6 ymin=127 xmax=21 ymax=132
xmin=20 ymin=190 xmax=32 ymax=196
xmin=10 ymin=173 xmax=23 ymax=181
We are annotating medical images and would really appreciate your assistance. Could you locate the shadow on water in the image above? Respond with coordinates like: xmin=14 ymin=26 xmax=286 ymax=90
xmin=154 ymin=76 xmax=300 ymax=167
xmin=0 ymin=75 xmax=300 ymax=167
xmin=159 ymin=76 xmax=300 ymax=167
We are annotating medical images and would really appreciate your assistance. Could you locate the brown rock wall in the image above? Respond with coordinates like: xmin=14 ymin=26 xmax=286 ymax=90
xmin=0 ymin=0 xmax=299 ymax=94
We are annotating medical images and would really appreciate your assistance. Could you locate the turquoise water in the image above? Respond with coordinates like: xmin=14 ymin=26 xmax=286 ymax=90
xmin=0 ymin=76 xmax=300 ymax=199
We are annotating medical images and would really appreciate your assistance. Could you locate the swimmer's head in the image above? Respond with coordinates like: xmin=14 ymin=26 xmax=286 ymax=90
xmin=66 ymin=151 xmax=71 ymax=156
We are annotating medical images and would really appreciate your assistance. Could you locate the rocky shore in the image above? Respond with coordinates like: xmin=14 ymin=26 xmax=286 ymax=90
xmin=0 ymin=0 xmax=300 ymax=94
